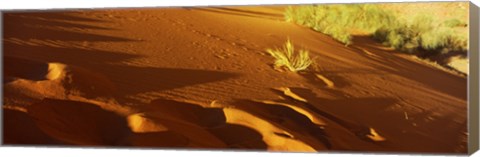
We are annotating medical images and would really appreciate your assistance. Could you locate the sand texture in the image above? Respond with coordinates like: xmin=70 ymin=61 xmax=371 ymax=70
xmin=2 ymin=6 xmax=468 ymax=153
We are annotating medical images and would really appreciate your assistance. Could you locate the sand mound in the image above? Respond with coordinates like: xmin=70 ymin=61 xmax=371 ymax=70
xmin=127 ymin=113 xmax=169 ymax=133
xmin=223 ymin=107 xmax=318 ymax=151
xmin=4 ymin=56 xmax=116 ymax=106
xmin=132 ymin=99 xmax=228 ymax=148
xmin=130 ymin=98 xmax=320 ymax=151
xmin=228 ymin=99 xmax=330 ymax=150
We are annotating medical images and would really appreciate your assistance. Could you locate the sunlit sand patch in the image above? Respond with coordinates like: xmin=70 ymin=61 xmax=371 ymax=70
xmin=366 ymin=128 xmax=386 ymax=142
xmin=45 ymin=63 xmax=66 ymax=80
xmin=223 ymin=107 xmax=318 ymax=151
xmin=314 ymin=74 xmax=335 ymax=88
xmin=447 ymin=56 xmax=468 ymax=75
xmin=274 ymin=87 xmax=308 ymax=103
xmin=409 ymin=55 xmax=466 ymax=76
xmin=127 ymin=113 xmax=169 ymax=133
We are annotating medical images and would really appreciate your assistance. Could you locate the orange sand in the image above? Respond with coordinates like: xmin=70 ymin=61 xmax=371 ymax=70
xmin=2 ymin=6 xmax=467 ymax=153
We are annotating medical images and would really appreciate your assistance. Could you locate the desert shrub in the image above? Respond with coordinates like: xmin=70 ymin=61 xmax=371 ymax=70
xmin=420 ymin=27 xmax=453 ymax=51
xmin=285 ymin=4 xmax=397 ymax=45
xmin=286 ymin=4 xmax=468 ymax=62
xmin=373 ymin=14 xmax=468 ymax=54
xmin=266 ymin=39 xmax=313 ymax=72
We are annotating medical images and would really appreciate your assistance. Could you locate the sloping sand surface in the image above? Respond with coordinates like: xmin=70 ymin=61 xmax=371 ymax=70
xmin=2 ymin=6 xmax=467 ymax=153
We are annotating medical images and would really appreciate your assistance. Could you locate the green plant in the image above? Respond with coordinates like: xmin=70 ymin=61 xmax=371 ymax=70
xmin=284 ymin=4 xmax=397 ymax=45
xmin=373 ymin=14 xmax=468 ymax=54
xmin=266 ymin=40 xmax=313 ymax=72
xmin=285 ymin=3 xmax=469 ymax=67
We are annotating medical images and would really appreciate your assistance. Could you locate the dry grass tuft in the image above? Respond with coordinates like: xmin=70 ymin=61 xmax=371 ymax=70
xmin=266 ymin=40 xmax=313 ymax=72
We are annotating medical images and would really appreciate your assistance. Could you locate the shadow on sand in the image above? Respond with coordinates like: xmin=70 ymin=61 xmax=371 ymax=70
xmin=351 ymin=36 xmax=467 ymax=100
xmin=3 ymin=11 xmax=239 ymax=102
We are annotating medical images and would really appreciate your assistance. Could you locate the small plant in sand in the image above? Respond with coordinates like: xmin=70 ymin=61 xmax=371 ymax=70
xmin=266 ymin=40 xmax=313 ymax=72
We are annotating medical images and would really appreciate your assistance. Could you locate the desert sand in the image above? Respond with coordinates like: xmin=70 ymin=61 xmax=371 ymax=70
xmin=2 ymin=6 xmax=468 ymax=153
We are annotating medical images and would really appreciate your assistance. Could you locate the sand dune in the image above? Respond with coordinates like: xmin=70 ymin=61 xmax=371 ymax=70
xmin=2 ymin=6 xmax=467 ymax=153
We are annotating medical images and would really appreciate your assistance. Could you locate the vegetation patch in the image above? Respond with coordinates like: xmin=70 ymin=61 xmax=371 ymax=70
xmin=285 ymin=4 xmax=396 ymax=45
xmin=284 ymin=4 xmax=468 ymax=58
xmin=373 ymin=14 xmax=468 ymax=54
xmin=266 ymin=39 xmax=313 ymax=72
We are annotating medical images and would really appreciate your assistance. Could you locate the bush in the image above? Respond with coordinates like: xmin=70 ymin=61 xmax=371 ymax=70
xmin=285 ymin=4 xmax=397 ymax=45
xmin=286 ymin=4 xmax=468 ymax=56
xmin=373 ymin=14 xmax=468 ymax=54
xmin=266 ymin=39 xmax=313 ymax=72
